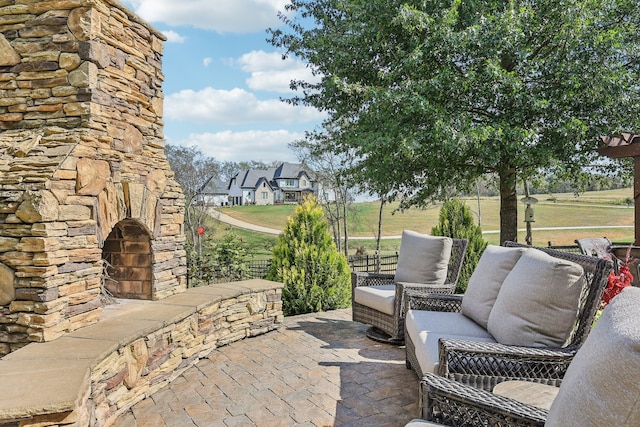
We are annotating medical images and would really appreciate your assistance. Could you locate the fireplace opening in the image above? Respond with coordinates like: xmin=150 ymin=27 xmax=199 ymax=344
xmin=102 ymin=219 xmax=153 ymax=300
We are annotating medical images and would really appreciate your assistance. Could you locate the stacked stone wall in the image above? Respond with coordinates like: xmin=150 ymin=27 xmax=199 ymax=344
xmin=0 ymin=0 xmax=187 ymax=355
xmin=0 ymin=281 xmax=285 ymax=427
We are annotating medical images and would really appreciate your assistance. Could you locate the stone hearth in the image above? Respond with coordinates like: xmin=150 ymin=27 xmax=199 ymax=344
xmin=0 ymin=0 xmax=187 ymax=356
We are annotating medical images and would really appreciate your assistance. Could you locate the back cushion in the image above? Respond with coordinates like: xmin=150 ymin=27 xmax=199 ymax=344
xmin=461 ymin=245 xmax=526 ymax=328
xmin=546 ymin=287 xmax=640 ymax=426
xmin=394 ymin=231 xmax=452 ymax=285
xmin=487 ymin=249 xmax=584 ymax=348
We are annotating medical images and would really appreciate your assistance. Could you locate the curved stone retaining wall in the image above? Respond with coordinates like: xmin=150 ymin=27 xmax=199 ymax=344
xmin=0 ymin=279 xmax=284 ymax=427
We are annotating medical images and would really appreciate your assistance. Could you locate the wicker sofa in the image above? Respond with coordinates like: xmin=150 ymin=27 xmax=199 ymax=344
xmin=352 ymin=230 xmax=468 ymax=344
xmin=404 ymin=242 xmax=613 ymax=391
xmin=407 ymin=286 xmax=640 ymax=426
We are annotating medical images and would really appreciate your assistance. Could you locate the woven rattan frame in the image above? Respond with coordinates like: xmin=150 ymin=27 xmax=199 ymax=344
xmin=404 ymin=242 xmax=613 ymax=391
xmin=352 ymin=238 xmax=468 ymax=343
xmin=419 ymin=372 xmax=547 ymax=426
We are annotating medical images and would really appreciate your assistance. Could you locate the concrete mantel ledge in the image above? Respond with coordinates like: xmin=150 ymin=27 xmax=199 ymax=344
xmin=0 ymin=279 xmax=284 ymax=427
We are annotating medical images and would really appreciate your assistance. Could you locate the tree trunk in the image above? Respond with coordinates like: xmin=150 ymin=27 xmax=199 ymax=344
xmin=376 ymin=197 xmax=385 ymax=273
xmin=332 ymin=200 xmax=342 ymax=252
xmin=499 ymin=168 xmax=519 ymax=244
xmin=342 ymin=188 xmax=349 ymax=257
xmin=476 ymin=180 xmax=482 ymax=226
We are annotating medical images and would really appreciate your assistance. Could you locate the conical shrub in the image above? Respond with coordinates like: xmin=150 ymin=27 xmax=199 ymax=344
xmin=267 ymin=195 xmax=351 ymax=315
xmin=432 ymin=199 xmax=488 ymax=293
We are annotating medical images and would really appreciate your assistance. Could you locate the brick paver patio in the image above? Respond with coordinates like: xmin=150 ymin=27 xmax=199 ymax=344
xmin=113 ymin=309 xmax=419 ymax=427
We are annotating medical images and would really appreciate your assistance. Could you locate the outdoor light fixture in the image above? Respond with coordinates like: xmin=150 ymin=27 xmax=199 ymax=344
xmin=521 ymin=196 xmax=538 ymax=245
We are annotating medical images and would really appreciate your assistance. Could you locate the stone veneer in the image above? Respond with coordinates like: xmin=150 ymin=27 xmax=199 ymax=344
xmin=0 ymin=280 xmax=284 ymax=427
xmin=0 ymin=0 xmax=187 ymax=355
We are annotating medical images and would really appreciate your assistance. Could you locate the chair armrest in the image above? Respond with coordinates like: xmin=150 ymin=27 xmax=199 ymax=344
xmin=351 ymin=271 xmax=395 ymax=289
xmin=420 ymin=372 xmax=547 ymax=426
xmin=404 ymin=291 xmax=463 ymax=313
xmin=438 ymin=338 xmax=577 ymax=391
xmin=399 ymin=282 xmax=456 ymax=295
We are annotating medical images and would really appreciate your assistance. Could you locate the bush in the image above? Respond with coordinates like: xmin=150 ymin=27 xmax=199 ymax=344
xmin=187 ymin=231 xmax=252 ymax=286
xmin=431 ymin=199 xmax=488 ymax=293
xmin=266 ymin=195 xmax=351 ymax=316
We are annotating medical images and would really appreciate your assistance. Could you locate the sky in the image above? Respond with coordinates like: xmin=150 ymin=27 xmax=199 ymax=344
xmin=121 ymin=0 xmax=323 ymax=164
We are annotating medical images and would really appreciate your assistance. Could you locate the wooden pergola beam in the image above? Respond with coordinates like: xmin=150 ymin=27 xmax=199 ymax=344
xmin=597 ymin=144 xmax=640 ymax=158
xmin=598 ymin=133 xmax=640 ymax=244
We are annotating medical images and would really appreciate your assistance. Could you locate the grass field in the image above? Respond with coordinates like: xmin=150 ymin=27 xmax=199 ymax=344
xmin=210 ymin=188 xmax=635 ymax=257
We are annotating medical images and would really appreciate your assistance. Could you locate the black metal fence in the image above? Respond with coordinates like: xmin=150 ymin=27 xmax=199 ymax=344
xmin=246 ymin=259 xmax=271 ymax=279
xmin=197 ymin=244 xmax=585 ymax=285
xmin=238 ymin=253 xmax=400 ymax=280
xmin=347 ymin=253 xmax=399 ymax=274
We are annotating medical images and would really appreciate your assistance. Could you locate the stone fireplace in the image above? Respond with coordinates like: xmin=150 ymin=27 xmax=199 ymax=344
xmin=0 ymin=0 xmax=187 ymax=356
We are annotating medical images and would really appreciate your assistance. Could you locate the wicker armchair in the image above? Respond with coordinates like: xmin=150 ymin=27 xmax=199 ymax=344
xmin=405 ymin=242 xmax=613 ymax=391
xmin=352 ymin=237 xmax=468 ymax=344
xmin=413 ymin=286 xmax=640 ymax=426
xmin=574 ymin=237 xmax=612 ymax=258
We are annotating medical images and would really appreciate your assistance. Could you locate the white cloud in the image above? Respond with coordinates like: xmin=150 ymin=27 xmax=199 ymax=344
xmin=165 ymin=87 xmax=325 ymax=125
xmin=161 ymin=30 xmax=186 ymax=43
xmin=235 ymin=50 xmax=320 ymax=93
xmin=203 ymin=57 xmax=213 ymax=68
xmin=127 ymin=0 xmax=292 ymax=33
xmin=172 ymin=130 xmax=304 ymax=163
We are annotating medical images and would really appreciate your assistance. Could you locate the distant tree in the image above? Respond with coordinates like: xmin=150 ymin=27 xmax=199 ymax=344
xmin=219 ymin=161 xmax=241 ymax=183
xmin=270 ymin=0 xmax=640 ymax=245
xmin=165 ymin=144 xmax=220 ymax=244
xmin=432 ymin=199 xmax=487 ymax=293
xmin=291 ymin=133 xmax=358 ymax=256
xmin=266 ymin=195 xmax=351 ymax=315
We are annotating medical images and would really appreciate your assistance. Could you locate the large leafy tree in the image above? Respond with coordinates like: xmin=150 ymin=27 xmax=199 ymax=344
xmin=270 ymin=0 xmax=640 ymax=243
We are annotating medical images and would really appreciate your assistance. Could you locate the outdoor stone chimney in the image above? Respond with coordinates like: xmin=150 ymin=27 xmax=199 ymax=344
xmin=0 ymin=0 xmax=187 ymax=356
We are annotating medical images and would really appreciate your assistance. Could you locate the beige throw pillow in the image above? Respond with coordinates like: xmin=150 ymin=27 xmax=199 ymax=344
xmin=486 ymin=249 xmax=584 ymax=348
xmin=546 ymin=287 xmax=640 ymax=426
xmin=461 ymin=245 xmax=526 ymax=328
xmin=393 ymin=231 xmax=452 ymax=285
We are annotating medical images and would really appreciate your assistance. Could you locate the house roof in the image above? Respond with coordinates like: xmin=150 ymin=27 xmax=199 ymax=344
xmin=229 ymin=162 xmax=315 ymax=191
xmin=255 ymin=176 xmax=275 ymax=191
xmin=235 ymin=168 xmax=275 ymax=189
xmin=201 ymin=178 xmax=228 ymax=195
xmin=274 ymin=162 xmax=315 ymax=180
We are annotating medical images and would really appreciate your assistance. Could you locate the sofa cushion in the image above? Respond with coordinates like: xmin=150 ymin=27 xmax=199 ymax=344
xmin=353 ymin=285 xmax=396 ymax=315
xmin=487 ymin=249 xmax=584 ymax=348
xmin=394 ymin=231 xmax=452 ymax=285
xmin=546 ymin=287 xmax=640 ymax=426
xmin=404 ymin=419 xmax=442 ymax=427
xmin=405 ymin=310 xmax=496 ymax=374
xmin=461 ymin=245 xmax=526 ymax=329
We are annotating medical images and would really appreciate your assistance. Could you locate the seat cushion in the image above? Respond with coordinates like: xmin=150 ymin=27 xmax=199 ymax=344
xmin=353 ymin=285 xmax=396 ymax=316
xmin=404 ymin=419 xmax=442 ymax=427
xmin=394 ymin=231 xmax=452 ymax=285
xmin=492 ymin=380 xmax=559 ymax=410
xmin=546 ymin=287 xmax=640 ymax=427
xmin=405 ymin=310 xmax=496 ymax=374
xmin=487 ymin=249 xmax=584 ymax=348
xmin=461 ymin=245 xmax=526 ymax=329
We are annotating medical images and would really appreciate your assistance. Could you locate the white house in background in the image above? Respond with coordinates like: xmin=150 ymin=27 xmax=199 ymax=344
xmin=195 ymin=177 xmax=231 ymax=207
xmin=227 ymin=162 xmax=317 ymax=206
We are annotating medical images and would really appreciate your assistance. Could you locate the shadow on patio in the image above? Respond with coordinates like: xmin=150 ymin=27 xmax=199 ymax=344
xmin=114 ymin=309 xmax=418 ymax=427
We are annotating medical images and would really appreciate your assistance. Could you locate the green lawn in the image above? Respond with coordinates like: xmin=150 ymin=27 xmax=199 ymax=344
xmin=212 ymin=188 xmax=635 ymax=256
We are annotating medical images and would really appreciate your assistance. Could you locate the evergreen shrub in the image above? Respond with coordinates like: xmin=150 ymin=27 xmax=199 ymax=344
xmin=432 ymin=199 xmax=488 ymax=293
xmin=267 ymin=195 xmax=351 ymax=315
